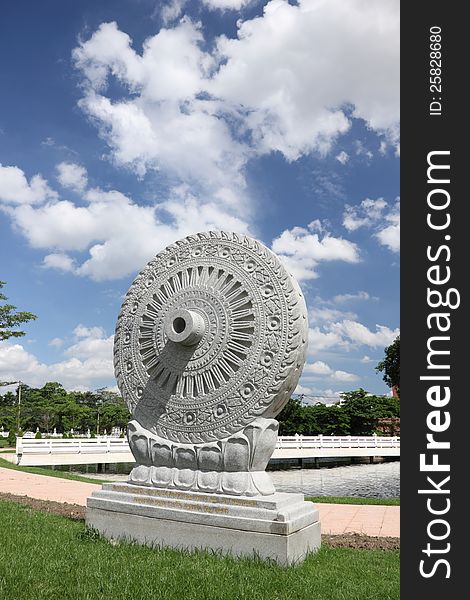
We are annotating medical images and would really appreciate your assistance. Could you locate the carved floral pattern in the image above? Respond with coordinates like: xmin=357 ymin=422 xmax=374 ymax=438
xmin=114 ymin=231 xmax=308 ymax=445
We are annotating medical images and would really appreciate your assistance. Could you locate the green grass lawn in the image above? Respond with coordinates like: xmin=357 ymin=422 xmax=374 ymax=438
xmin=0 ymin=498 xmax=399 ymax=600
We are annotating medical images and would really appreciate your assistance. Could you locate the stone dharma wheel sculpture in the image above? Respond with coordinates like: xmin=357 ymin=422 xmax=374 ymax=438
xmin=86 ymin=232 xmax=320 ymax=565
xmin=115 ymin=231 xmax=308 ymax=496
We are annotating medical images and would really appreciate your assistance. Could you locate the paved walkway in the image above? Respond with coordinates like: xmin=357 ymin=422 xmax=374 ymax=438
xmin=319 ymin=502 xmax=399 ymax=537
xmin=0 ymin=467 xmax=399 ymax=537
xmin=0 ymin=466 xmax=99 ymax=505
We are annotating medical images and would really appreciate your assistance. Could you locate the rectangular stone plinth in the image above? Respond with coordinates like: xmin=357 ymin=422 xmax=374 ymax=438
xmin=86 ymin=483 xmax=321 ymax=565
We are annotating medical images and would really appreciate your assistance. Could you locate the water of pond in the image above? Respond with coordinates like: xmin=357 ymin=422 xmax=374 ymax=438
xmin=270 ymin=461 xmax=400 ymax=498
xmin=63 ymin=460 xmax=399 ymax=498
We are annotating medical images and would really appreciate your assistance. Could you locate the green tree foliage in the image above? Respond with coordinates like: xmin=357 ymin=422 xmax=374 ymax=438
xmin=305 ymin=403 xmax=351 ymax=436
xmin=0 ymin=382 xmax=131 ymax=435
xmin=277 ymin=389 xmax=400 ymax=436
xmin=277 ymin=398 xmax=305 ymax=435
xmin=0 ymin=281 xmax=37 ymax=340
xmin=1 ymin=380 xmax=399 ymax=438
xmin=98 ymin=397 xmax=130 ymax=432
xmin=340 ymin=389 xmax=399 ymax=435
xmin=376 ymin=335 xmax=400 ymax=397
xmin=0 ymin=392 xmax=16 ymax=431
xmin=7 ymin=429 xmax=17 ymax=446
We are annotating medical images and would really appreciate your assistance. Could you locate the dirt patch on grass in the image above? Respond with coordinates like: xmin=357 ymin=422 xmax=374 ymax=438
xmin=323 ymin=533 xmax=399 ymax=550
xmin=0 ymin=492 xmax=399 ymax=550
xmin=0 ymin=492 xmax=85 ymax=520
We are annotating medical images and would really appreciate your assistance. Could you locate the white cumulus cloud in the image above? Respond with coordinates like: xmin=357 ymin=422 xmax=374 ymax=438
xmin=73 ymin=19 xmax=247 ymax=199
xmin=335 ymin=151 xmax=349 ymax=165
xmin=43 ymin=253 xmax=76 ymax=272
xmin=309 ymin=306 xmax=357 ymax=324
xmin=0 ymin=164 xmax=57 ymax=205
xmin=211 ymin=0 xmax=399 ymax=158
xmin=307 ymin=313 xmax=399 ymax=356
xmin=71 ymin=0 xmax=399 ymax=204
xmin=343 ymin=198 xmax=388 ymax=232
xmin=304 ymin=361 xmax=333 ymax=375
xmin=303 ymin=360 xmax=358 ymax=382
xmin=343 ymin=197 xmax=400 ymax=253
xmin=160 ymin=1 xmax=188 ymax=24
xmin=2 ymin=166 xmax=250 ymax=281
xmin=330 ymin=320 xmax=399 ymax=349
xmin=331 ymin=370 xmax=359 ymax=382
xmin=272 ymin=222 xmax=360 ymax=281
xmin=308 ymin=327 xmax=344 ymax=352
xmin=203 ymin=0 xmax=251 ymax=9
xmin=0 ymin=324 xmax=114 ymax=391
xmin=333 ymin=291 xmax=372 ymax=304
xmin=376 ymin=223 xmax=400 ymax=252
xmin=56 ymin=162 xmax=88 ymax=192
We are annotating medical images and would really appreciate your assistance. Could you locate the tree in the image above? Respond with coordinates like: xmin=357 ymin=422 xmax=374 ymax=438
xmin=0 ymin=401 xmax=16 ymax=431
xmin=277 ymin=398 xmax=305 ymax=435
xmin=340 ymin=389 xmax=400 ymax=435
xmin=7 ymin=428 xmax=17 ymax=447
xmin=280 ymin=398 xmax=348 ymax=436
xmin=304 ymin=403 xmax=351 ymax=436
xmin=376 ymin=335 xmax=400 ymax=397
xmin=0 ymin=381 xmax=131 ymax=436
xmin=0 ymin=281 xmax=37 ymax=340
xmin=99 ymin=401 xmax=130 ymax=433
xmin=93 ymin=389 xmax=130 ymax=433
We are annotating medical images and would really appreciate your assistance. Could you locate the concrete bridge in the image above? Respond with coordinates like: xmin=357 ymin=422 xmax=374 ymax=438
xmin=12 ymin=434 xmax=399 ymax=467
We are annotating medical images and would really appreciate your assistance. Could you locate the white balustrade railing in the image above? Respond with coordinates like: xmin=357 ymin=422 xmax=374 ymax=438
xmin=16 ymin=434 xmax=399 ymax=457
xmin=16 ymin=436 xmax=130 ymax=457
xmin=275 ymin=435 xmax=400 ymax=450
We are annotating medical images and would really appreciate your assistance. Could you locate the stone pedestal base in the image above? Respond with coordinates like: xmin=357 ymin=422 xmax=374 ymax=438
xmin=86 ymin=483 xmax=321 ymax=565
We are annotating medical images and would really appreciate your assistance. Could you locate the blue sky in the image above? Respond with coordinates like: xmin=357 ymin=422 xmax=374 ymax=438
xmin=0 ymin=0 xmax=399 ymax=402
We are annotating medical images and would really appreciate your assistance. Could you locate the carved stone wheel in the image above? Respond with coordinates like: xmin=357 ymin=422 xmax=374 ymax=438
xmin=114 ymin=231 xmax=308 ymax=444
